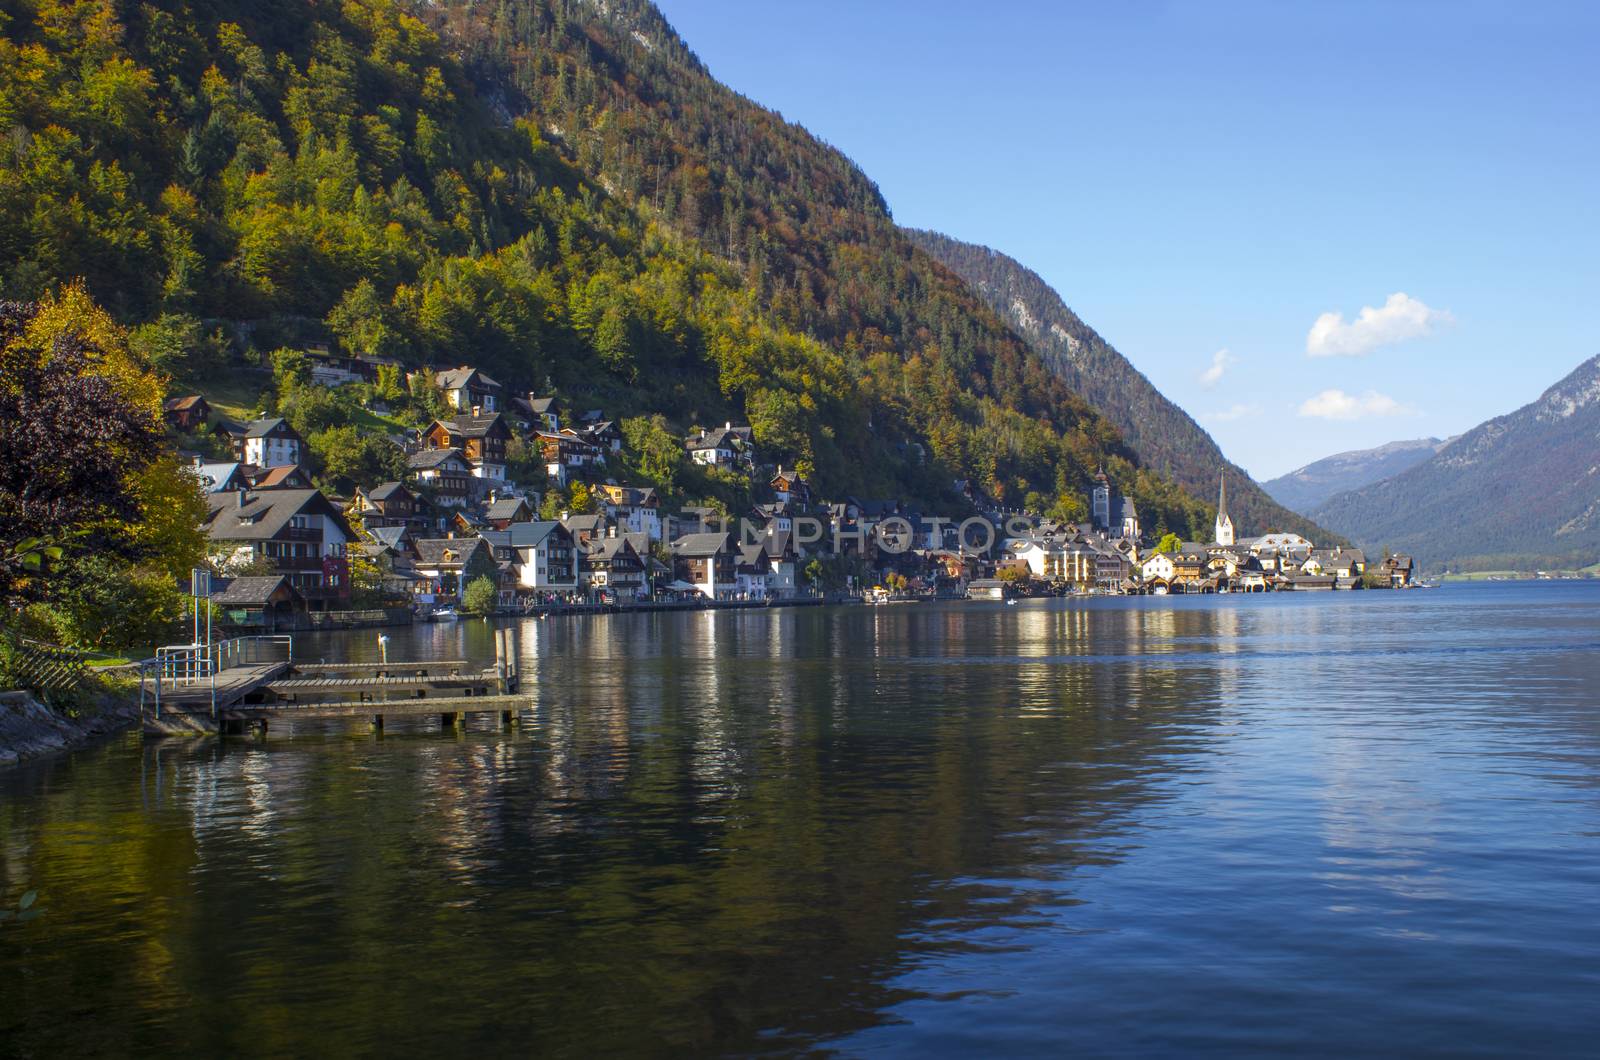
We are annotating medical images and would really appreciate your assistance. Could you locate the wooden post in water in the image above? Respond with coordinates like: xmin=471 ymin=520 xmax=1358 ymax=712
xmin=493 ymin=628 xmax=508 ymax=694
xmin=506 ymin=626 xmax=518 ymax=692
xmin=371 ymin=714 xmax=384 ymax=733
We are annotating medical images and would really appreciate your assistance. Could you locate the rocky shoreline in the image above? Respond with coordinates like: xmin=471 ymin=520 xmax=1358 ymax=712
xmin=0 ymin=690 xmax=141 ymax=768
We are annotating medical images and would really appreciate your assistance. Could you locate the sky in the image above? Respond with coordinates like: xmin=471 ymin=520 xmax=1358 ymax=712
xmin=652 ymin=0 xmax=1600 ymax=480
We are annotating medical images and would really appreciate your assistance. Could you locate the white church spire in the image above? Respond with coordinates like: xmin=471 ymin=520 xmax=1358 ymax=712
xmin=1214 ymin=476 xmax=1235 ymax=546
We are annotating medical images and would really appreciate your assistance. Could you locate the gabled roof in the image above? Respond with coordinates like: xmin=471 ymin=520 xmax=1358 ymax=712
xmin=366 ymin=481 xmax=410 ymax=502
xmin=600 ymin=485 xmax=658 ymax=507
xmin=412 ymin=537 xmax=491 ymax=569
xmin=484 ymin=497 xmax=529 ymax=520
xmin=432 ymin=413 xmax=509 ymax=439
xmin=436 ymin=366 xmax=501 ymax=391
xmin=204 ymin=489 xmax=353 ymax=543
xmin=529 ymin=396 xmax=558 ymax=414
xmin=736 ymin=542 xmax=771 ymax=568
xmin=242 ymin=417 xmax=299 ymax=439
xmin=211 ymin=576 xmax=301 ymax=607
xmin=562 ymin=513 xmax=607 ymax=533
xmin=408 ymin=447 xmax=470 ymax=470
xmin=480 ymin=520 xmax=567 ymax=550
xmin=672 ymin=532 xmax=732 ymax=557
xmin=164 ymin=394 xmax=206 ymax=412
xmin=367 ymin=525 xmax=411 ymax=552
xmin=586 ymin=535 xmax=642 ymax=564
xmin=253 ymin=464 xmax=312 ymax=489
xmin=193 ymin=462 xmax=246 ymax=493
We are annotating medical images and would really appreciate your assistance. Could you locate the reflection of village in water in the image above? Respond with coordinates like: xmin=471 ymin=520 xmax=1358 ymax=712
xmin=119 ymin=602 xmax=1254 ymax=1050
xmin=17 ymin=590 xmax=1597 ymax=1055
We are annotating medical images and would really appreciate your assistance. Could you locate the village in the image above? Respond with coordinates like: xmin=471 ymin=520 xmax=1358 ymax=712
xmin=165 ymin=358 xmax=1417 ymax=631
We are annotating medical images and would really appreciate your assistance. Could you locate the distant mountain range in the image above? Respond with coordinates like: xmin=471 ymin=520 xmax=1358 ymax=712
xmin=1311 ymin=354 xmax=1600 ymax=571
xmin=906 ymin=230 xmax=1329 ymax=540
xmin=1264 ymin=438 xmax=1450 ymax=514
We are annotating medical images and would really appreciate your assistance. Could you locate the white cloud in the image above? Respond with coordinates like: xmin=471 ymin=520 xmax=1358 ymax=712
xmin=1305 ymin=292 xmax=1453 ymax=357
xmin=1208 ymin=403 xmax=1260 ymax=422
xmin=1296 ymin=389 xmax=1414 ymax=420
xmin=1199 ymin=348 xmax=1235 ymax=388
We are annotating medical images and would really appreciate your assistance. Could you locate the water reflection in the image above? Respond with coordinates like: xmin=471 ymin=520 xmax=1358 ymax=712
xmin=4 ymin=586 xmax=1600 ymax=1055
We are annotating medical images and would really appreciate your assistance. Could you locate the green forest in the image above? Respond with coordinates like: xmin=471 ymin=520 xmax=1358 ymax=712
xmin=0 ymin=0 xmax=1211 ymax=535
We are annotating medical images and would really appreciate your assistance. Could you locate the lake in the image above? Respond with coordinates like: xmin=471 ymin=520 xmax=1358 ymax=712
xmin=3 ymin=583 xmax=1599 ymax=1055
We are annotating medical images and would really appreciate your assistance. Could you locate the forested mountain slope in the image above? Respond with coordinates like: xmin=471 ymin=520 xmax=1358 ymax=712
xmin=1312 ymin=355 xmax=1600 ymax=571
xmin=1264 ymin=438 xmax=1447 ymax=515
xmin=906 ymin=230 xmax=1327 ymax=539
xmin=0 ymin=0 xmax=1212 ymax=532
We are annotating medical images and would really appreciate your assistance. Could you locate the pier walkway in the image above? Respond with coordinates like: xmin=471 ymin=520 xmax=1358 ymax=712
xmin=141 ymin=632 xmax=525 ymax=736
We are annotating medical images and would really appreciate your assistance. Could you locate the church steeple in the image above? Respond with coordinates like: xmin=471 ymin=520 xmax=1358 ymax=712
xmin=1214 ymin=476 xmax=1235 ymax=546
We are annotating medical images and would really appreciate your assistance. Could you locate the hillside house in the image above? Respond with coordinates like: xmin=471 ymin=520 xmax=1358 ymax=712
xmin=225 ymin=418 xmax=304 ymax=468
xmin=435 ymin=366 xmax=503 ymax=413
xmin=686 ymin=423 xmax=754 ymax=467
xmin=191 ymin=461 xmax=249 ymax=494
xmin=538 ymin=431 xmax=605 ymax=486
xmin=597 ymin=485 xmax=662 ymax=540
xmin=508 ymin=394 xmax=561 ymax=433
xmin=424 ymin=413 xmax=511 ymax=480
xmin=672 ymin=532 xmax=738 ymax=600
xmin=204 ymin=489 xmax=353 ymax=605
xmin=584 ymin=531 xmax=649 ymax=600
xmin=484 ymin=495 xmax=532 ymax=529
xmin=247 ymin=464 xmax=315 ymax=490
xmin=407 ymin=448 xmax=473 ymax=507
xmin=352 ymin=481 xmax=427 ymax=532
xmin=478 ymin=521 xmax=579 ymax=597
xmin=411 ymin=537 xmax=498 ymax=604
xmin=771 ymin=466 xmax=810 ymax=506
xmin=163 ymin=394 xmax=210 ymax=432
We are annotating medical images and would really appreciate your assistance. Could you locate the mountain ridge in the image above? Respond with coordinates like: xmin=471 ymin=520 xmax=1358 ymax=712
xmin=0 ymin=0 xmax=1215 ymax=534
xmin=1264 ymin=437 xmax=1450 ymax=515
xmin=905 ymin=229 xmax=1330 ymax=540
xmin=1311 ymin=354 xmax=1600 ymax=570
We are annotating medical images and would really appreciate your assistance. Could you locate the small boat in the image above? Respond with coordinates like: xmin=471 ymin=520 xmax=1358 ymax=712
xmin=1152 ymin=586 xmax=1169 ymax=596
xmin=430 ymin=607 xmax=459 ymax=622
xmin=1005 ymin=598 xmax=1018 ymax=606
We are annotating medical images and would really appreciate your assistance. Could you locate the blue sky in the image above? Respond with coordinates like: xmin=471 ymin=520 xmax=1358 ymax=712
xmin=653 ymin=0 xmax=1599 ymax=480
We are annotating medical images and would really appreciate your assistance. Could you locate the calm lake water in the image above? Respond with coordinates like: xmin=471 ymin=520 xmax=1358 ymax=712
xmin=4 ymin=582 xmax=1600 ymax=1056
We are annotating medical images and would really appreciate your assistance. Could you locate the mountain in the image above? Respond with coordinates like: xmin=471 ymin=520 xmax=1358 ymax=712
xmin=0 ymin=0 xmax=1215 ymax=535
xmin=905 ymin=230 xmax=1328 ymax=540
xmin=1264 ymin=438 xmax=1449 ymax=515
xmin=1311 ymin=355 xmax=1600 ymax=571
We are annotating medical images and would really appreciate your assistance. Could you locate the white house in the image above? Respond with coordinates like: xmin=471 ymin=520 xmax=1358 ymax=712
xmin=236 ymin=418 xmax=304 ymax=469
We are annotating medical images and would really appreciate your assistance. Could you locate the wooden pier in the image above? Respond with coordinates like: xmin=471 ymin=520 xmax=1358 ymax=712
xmin=142 ymin=629 xmax=526 ymax=736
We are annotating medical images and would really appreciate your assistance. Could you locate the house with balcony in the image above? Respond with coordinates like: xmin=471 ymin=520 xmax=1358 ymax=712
xmin=478 ymin=520 xmax=579 ymax=599
xmin=770 ymin=466 xmax=810 ymax=506
xmin=583 ymin=531 xmax=649 ymax=601
xmin=223 ymin=417 xmax=305 ymax=469
xmin=203 ymin=488 xmax=354 ymax=606
xmin=686 ymin=423 xmax=755 ymax=467
xmin=351 ymin=481 xmax=429 ymax=533
xmin=410 ymin=537 xmax=498 ymax=604
xmin=484 ymin=495 xmax=533 ymax=529
xmin=424 ymin=413 xmax=511 ymax=480
xmin=734 ymin=541 xmax=773 ymax=599
xmin=671 ymin=532 xmax=738 ymax=600
xmin=407 ymin=448 xmax=474 ymax=507
xmin=538 ymin=431 xmax=606 ymax=486
xmin=435 ymin=366 xmax=503 ymax=413
xmin=596 ymin=485 xmax=661 ymax=540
